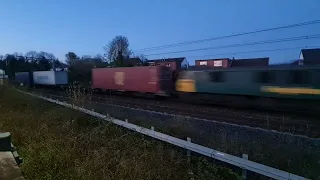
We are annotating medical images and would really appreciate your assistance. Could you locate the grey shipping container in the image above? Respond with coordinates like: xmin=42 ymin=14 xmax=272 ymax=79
xmin=33 ymin=71 xmax=68 ymax=85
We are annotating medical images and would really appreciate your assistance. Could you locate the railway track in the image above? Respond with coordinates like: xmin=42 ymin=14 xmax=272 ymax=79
xmin=27 ymin=88 xmax=320 ymax=138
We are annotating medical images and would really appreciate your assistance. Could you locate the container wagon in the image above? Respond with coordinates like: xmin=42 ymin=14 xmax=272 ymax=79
xmin=14 ymin=72 xmax=33 ymax=86
xmin=33 ymin=71 xmax=68 ymax=87
xmin=92 ymin=66 xmax=173 ymax=96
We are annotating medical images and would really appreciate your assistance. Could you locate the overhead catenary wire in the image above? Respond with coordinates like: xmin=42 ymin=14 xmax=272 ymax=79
xmin=185 ymin=45 xmax=320 ymax=59
xmin=134 ymin=19 xmax=320 ymax=52
xmin=143 ymin=34 xmax=320 ymax=56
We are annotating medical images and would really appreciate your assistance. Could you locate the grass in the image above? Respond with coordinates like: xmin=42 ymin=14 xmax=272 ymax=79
xmin=57 ymin=87 xmax=319 ymax=179
xmin=0 ymin=86 xmax=241 ymax=180
xmin=22 ymin=86 xmax=320 ymax=179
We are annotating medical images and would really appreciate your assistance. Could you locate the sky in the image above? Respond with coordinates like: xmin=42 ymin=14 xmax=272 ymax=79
xmin=0 ymin=0 xmax=320 ymax=65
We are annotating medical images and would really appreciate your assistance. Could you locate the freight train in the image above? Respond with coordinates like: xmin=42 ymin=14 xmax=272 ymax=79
xmin=13 ymin=64 xmax=320 ymax=113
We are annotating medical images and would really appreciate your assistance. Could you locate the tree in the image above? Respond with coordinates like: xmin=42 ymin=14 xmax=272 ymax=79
xmin=104 ymin=35 xmax=131 ymax=66
xmin=25 ymin=51 xmax=38 ymax=63
xmin=65 ymin=52 xmax=79 ymax=66
xmin=3 ymin=54 xmax=17 ymax=78
xmin=66 ymin=52 xmax=107 ymax=86
xmin=37 ymin=51 xmax=56 ymax=70
xmin=81 ymin=55 xmax=91 ymax=60
xmin=38 ymin=51 xmax=56 ymax=60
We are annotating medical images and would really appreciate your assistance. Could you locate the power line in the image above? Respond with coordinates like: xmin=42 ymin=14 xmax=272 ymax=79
xmin=144 ymin=34 xmax=320 ymax=56
xmin=186 ymin=45 xmax=320 ymax=59
xmin=134 ymin=19 xmax=320 ymax=52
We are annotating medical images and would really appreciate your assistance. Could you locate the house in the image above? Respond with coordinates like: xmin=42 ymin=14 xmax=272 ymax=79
xmin=298 ymin=48 xmax=320 ymax=65
xmin=195 ymin=58 xmax=230 ymax=68
xmin=229 ymin=57 xmax=269 ymax=67
xmin=195 ymin=57 xmax=269 ymax=68
xmin=126 ymin=58 xmax=143 ymax=66
xmin=146 ymin=57 xmax=188 ymax=71
xmin=50 ymin=62 xmax=69 ymax=71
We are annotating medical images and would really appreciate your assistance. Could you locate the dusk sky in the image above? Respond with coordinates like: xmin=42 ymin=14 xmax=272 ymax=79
xmin=1 ymin=0 xmax=320 ymax=65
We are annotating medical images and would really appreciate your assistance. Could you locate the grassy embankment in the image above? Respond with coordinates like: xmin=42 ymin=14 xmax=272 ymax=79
xmin=0 ymin=86 xmax=241 ymax=180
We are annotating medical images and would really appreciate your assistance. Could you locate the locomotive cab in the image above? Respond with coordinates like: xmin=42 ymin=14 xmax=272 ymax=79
xmin=175 ymin=71 xmax=196 ymax=93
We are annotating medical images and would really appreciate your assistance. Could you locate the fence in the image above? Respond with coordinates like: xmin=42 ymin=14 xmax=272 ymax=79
xmin=17 ymin=90 xmax=309 ymax=180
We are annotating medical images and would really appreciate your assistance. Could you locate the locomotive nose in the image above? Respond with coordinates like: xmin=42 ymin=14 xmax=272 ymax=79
xmin=176 ymin=79 xmax=196 ymax=93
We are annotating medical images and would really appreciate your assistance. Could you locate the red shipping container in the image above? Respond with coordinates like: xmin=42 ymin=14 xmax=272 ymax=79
xmin=92 ymin=66 xmax=173 ymax=96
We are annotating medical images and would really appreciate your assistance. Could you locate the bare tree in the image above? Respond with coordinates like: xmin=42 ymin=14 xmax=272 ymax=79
xmin=138 ymin=54 xmax=148 ymax=62
xmin=104 ymin=36 xmax=132 ymax=64
xmin=81 ymin=55 xmax=91 ymax=60
xmin=38 ymin=51 xmax=56 ymax=61
xmin=94 ymin=54 xmax=104 ymax=61
xmin=25 ymin=51 xmax=38 ymax=59
xmin=25 ymin=51 xmax=38 ymax=63
xmin=13 ymin=52 xmax=19 ymax=58
xmin=46 ymin=53 xmax=56 ymax=60
xmin=65 ymin=52 xmax=79 ymax=66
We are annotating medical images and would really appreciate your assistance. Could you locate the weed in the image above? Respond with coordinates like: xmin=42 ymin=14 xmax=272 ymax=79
xmin=66 ymin=84 xmax=93 ymax=107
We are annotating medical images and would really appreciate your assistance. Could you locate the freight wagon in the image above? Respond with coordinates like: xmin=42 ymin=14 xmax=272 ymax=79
xmin=33 ymin=71 xmax=68 ymax=86
xmin=176 ymin=64 xmax=320 ymax=112
xmin=14 ymin=72 xmax=33 ymax=86
xmin=92 ymin=66 xmax=173 ymax=96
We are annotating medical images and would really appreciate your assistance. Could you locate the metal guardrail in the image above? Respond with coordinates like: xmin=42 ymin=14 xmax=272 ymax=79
xmin=17 ymin=90 xmax=309 ymax=180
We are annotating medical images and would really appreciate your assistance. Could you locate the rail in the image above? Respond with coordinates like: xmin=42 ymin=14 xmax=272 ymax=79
xmin=17 ymin=90 xmax=309 ymax=180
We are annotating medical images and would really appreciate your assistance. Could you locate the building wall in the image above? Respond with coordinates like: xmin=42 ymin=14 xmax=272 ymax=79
xmin=181 ymin=59 xmax=189 ymax=69
xmin=156 ymin=62 xmax=178 ymax=71
xmin=195 ymin=59 xmax=229 ymax=68
xmin=148 ymin=61 xmax=178 ymax=71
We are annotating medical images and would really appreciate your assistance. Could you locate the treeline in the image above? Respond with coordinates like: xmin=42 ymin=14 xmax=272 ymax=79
xmin=65 ymin=52 xmax=108 ymax=85
xmin=0 ymin=35 xmax=148 ymax=85
xmin=0 ymin=51 xmax=61 ymax=78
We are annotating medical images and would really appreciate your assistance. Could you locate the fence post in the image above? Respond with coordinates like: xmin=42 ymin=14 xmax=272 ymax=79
xmin=125 ymin=119 xmax=128 ymax=123
xmin=151 ymin=126 xmax=154 ymax=131
xmin=242 ymin=153 xmax=248 ymax=179
xmin=187 ymin=137 xmax=191 ymax=162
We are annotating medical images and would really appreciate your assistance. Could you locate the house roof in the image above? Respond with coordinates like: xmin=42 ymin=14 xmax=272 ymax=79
xmin=195 ymin=58 xmax=230 ymax=62
xmin=147 ymin=57 xmax=185 ymax=63
xmin=300 ymin=48 xmax=320 ymax=62
xmin=57 ymin=63 xmax=69 ymax=68
xmin=230 ymin=57 xmax=269 ymax=67
xmin=126 ymin=58 xmax=142 ymax=65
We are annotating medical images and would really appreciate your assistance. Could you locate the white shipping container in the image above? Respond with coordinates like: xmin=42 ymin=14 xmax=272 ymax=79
xmin=33 ymin=71 xmax=68 ymax=85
